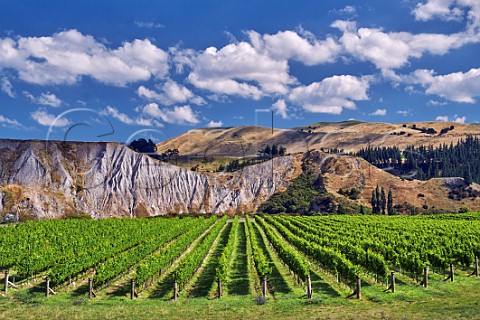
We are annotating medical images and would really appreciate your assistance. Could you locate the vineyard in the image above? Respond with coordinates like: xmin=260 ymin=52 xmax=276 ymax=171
xmin=1 ymin=214 xmax=480 ymax=318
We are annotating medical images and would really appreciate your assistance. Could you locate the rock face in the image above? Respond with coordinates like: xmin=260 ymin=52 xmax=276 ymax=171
xmin=0 ymin=139 xmax=297 ymax=219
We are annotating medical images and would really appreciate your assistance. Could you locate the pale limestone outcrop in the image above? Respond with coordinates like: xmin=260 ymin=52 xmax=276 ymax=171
xmin=0 ymin=139 xmax=295 ymax=218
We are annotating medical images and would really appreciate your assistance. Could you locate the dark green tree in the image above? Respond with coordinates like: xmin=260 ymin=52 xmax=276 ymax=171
xmin=271 ymin=144 xmax=278 ymax=157
xmin=371 ymin=190 xmax=378 ymax=214
xmin=356 ymin=135 xmax=480 ymax=184
xmin=264 ymin=145 xmax=271 ymax=156
xmin=128 ymin=138 xmax=157 ymax=154
xmin=381 ymin=187 xmax=386 ymax=215
xmin=360 ymin=205 xmax=365 ymax=215
xmin=387 ymin=189 xmax=394 ymax=215
xmin=375 ymin=185 xmax=381 ymax=214
xmin=464 ymin=166 xmax=473 ymax=185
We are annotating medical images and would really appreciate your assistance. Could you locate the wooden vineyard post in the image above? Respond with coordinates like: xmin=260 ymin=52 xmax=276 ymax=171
xmin=423 ymin=267 xmax=428 ymax=288
xmin=130 ymin=279 xmax=136 ymax=300
xmin=306 ymin=275 xmax=312 ymax=299
xmin=88 ymin=278 xmax=93 ymax=299
xmin=45 ymin=278 xmax=50 ymax=297
xmin=262 ymin=278 xmax=267 ymax=299
xmin=475 ymin=256 xmax=479 ymax=278
xmin=355 ymin=276 xmax=361 ymax=299
xmin=391 ymin=272 xmax=395 ymax=293
xmin=173 ymin=281 xmax=178 ymax=301
xmin=449 ymin=264 xmax=454 ymax=282
xmin=217 ymin=279 xmax=222 ymax=298
xmin=4 ymin=270 xmax=8 ymax=293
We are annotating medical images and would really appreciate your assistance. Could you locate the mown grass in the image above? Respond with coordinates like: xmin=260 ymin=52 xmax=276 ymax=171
xmin=2 ymin=264 xmax=480 ymax=319
xmin=1 ymin=277 xmax=479 ymax=320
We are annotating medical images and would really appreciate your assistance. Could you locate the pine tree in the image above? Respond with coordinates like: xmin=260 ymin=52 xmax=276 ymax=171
xmin=381 ymin=187 xmax=386 ymax=215
xmin=264 ymin=145 xmax=271 ymax=156
xmin=375 ymin=185 xmax=381 ymax=214
xmin=356 ymin=135 xmax=480 ymax=184
xmin=387 ymin=189 xmax=393 ymax=215
xmin=271 ymin=144 xmax=278 ymax=157
xmin=464 ymin=165 xmax=473 ymax=185
xmin=371 ymin=190 xmax=377 ymax=214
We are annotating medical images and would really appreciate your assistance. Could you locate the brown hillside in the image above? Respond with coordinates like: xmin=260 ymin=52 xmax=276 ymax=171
xmin=307 ymin=151 xmax=480 ymax=214
xmin=157 ymin=121 xmax=480 ymax=157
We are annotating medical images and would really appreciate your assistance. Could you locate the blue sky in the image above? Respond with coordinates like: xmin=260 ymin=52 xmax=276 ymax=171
xmin=0 ymin=0 xmax=479 ymax=143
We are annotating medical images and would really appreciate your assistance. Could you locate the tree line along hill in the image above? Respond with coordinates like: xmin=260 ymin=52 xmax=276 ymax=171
xmin=355 ymin=135 xmax=480 ymax=185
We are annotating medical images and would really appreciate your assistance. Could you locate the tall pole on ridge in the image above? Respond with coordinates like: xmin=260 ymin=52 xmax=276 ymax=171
xmin=271 ymin=110 xmax=274 ymax=190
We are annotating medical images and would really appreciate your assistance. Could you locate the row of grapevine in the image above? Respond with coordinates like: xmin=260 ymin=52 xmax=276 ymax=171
xmin=2 ymin=213 xmax=478 ymax=301
xmin=93 ymin=218 xmax=199 ymax=287
xmin=255 ymin=216 xmax=309 ymax=281
xmin=173 ymin=216 xmax=228 ymax=290
xmin=263 ymin=216 xmax=358 ymax=283
xmin=288 ymin=215 xmax=428 ymax=276
xmin=292 ymin=214 xmax=480 ymax=274
xmin=245 ymin=218 xmax=271 ymax=280
xmin=0 ymin=218 xmax=174 ymax=280
xmin=278 ymin=216 xmax=389 ymax=279
xmin=46 ymin=218 xmax=181 ymax=286
xmin=215 ymin=216 xmax=239 ymax=283
xmin=134 ymin=216 xmax=217 ymax=287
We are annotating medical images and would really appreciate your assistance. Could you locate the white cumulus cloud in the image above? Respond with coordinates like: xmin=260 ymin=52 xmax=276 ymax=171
xmin=141 ymin=103 xmax=200 ymax=125
xmin=370 ymin=108 xmax=387 ymax=116
xmin=0 ymin=114 xmax=22 ymax=128
xmin=31 ymin=109 xmax=70 ymax=127
xmin=408 ymin=68 xmax=480 ymax=103
xmin=249 ymin=30 xmax=341 ymax=65
xmin=24 ymin=91 xmax=62 ymax=107
xmin=397 ymin=110 xmax=412 ymax=116
xmin=206 ymin=120 xmax=223 ymax=128
xmin=413 ymin=0 xmax=463 ymax=21
xmin=436 ymin=115 xmax=450 ymax=121
xmin=137 ymin=80 xmax=205 ymax=106
xmin=340 ymin=5 xmax=357 ymax=15
xmin=331 ymin=20 xmax=474 ymax=70
xmin=454 ymin=115 xmax=467 ymax=123
xmin=0 ymin=29 xmax=169 ymax=86
xmin=101 ymin=106 xmax=161 ymax=127
xmin=436 ymin=115 xmax=467 ymax=123
xmin=428 ymin=99 xmax=447 ymax=106
xmin=288 ymin=75 xmax=370 ymax=114
xmin=187 ymin=42 xmax=295 ymax=99
xmin=1 ymin=77 xmax=15 ymax=97
xmin=413 ymin=1 xmax=480 ymax=31
xmin=272 ymin=99 xmax=288 ymax=119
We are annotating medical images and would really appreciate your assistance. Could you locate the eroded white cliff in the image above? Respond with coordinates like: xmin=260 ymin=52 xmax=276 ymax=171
xmin=0 ymin=139 xmax=296 ymax=218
